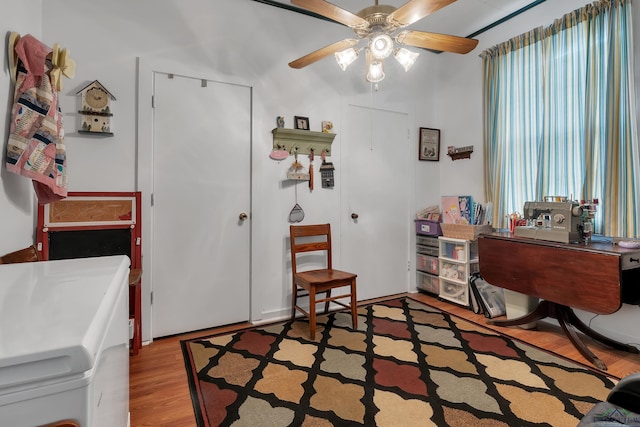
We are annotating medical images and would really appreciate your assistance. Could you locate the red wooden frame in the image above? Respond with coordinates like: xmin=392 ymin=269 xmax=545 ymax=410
xmin=36 ymin=191 xmax=143 ymax=354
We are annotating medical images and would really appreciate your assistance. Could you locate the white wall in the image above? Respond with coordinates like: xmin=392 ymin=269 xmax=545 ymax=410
xmin=2 ymin=0 xmax=638 ymax=347
xmin=35 ymin=0 xmax=438 ymax=341
xmin=0 ymin=1 xmax=42 ymax=253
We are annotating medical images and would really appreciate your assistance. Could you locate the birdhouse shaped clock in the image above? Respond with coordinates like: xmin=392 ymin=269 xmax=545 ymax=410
xmin=77 ymin=80 xmax=115 ymax=135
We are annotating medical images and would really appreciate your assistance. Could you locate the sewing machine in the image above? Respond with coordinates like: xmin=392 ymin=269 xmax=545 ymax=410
xmin=514 ymin=201 xmax=584 ymax=243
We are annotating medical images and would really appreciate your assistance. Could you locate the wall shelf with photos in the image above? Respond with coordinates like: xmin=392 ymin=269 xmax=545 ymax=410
xmin=271 ymin=128 xmax=335 ymax=156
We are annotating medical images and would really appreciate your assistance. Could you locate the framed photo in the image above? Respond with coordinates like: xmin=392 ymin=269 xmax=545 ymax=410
xmin=294 ymin=116 xmax=310 ymax=130
xmin=419 ymin=127 xmax=440 ymax=161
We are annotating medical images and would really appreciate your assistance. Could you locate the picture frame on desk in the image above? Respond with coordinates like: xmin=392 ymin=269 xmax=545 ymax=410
xmin=419 ymin=127 xmax=440 ymax=161
xmin=294 ymin=116 xmax=309 ymax=130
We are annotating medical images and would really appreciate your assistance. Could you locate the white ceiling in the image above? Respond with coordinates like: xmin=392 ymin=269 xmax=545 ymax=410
xmin=266 ymin=0 xmax=541 ymax=38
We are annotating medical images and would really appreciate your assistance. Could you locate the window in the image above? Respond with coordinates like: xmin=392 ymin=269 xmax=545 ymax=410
xmin=482 ymin=0 xmax=639 ymax=237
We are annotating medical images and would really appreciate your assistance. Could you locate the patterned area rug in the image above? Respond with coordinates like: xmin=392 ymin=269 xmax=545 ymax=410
xmin=181 ymin=297 xmax=616 ymax=426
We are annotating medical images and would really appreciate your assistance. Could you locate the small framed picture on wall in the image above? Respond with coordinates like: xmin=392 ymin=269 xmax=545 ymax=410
xmin=419 ymin=127 xmax=440 ymax=161
xmin=294 ymin=116 xmax=309 ymax=130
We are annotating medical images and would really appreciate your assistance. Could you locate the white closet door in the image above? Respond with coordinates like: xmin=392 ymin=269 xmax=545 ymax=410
xmin=341 ymin=105 xmax=411 ymax=300
xmin=151 ymin=73 xmax=251 ymax=337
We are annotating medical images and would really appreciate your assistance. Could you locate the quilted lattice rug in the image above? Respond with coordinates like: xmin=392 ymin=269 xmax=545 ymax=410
xmin=181 ymin=297 xmax=616 ymax=426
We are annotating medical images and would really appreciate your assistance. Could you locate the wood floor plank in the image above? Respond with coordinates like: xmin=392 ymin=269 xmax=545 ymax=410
xmin=129 ymin=292 xmax=640 ymax=426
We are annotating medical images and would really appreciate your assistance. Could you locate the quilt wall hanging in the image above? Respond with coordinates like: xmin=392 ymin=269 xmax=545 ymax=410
xmin=5 ymin=32 xmax=76 ymax=204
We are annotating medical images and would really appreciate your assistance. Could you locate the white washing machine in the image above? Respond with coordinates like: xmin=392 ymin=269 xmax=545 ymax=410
xmin=0 ymin=255 xmax=130 ymax=426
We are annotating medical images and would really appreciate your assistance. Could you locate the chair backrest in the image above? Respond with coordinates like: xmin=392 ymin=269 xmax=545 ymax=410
xmin=290 ymin=224 xmax=333 ymax=274
xmin=0 ymin=245 xmax=39 ymax=264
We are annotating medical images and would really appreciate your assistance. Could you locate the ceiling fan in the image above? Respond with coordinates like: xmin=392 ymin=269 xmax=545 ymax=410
xmin=288 ymin=0 xmax=479 ymax=83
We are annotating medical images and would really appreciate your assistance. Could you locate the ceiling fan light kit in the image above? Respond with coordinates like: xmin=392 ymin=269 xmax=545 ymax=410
xmin=365 ymin=51 xmax=385 ymax=83
xmin=289 ymin=0 xmax=479 ymax=84
xmin=370 ymin=33 xmax=394 ymax=59
xmin=335 ymin=46 xmax=360 ymax=70
xmin=393 ymin=47 xmax=419 ymax=71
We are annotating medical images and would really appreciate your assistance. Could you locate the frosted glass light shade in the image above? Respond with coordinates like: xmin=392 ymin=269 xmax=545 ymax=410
xmin=366 ymin=61 xmax=385 ymax=83
xmin=369 ymin=34 xmax=393 ymax=60
xmin=335 ymin=48 xmax=359 ymax=71
xmin=394 ymin=48 xmax=419 ymax=72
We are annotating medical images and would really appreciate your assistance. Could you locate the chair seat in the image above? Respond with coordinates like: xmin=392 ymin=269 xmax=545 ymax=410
xmin=0 ymin=245 xmax=39 ymax=264
xmin=295 ymin=269 xmax=356 ymax=288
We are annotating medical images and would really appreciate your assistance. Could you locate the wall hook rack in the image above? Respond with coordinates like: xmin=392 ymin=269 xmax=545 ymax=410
xmin=272 ymin=128 xmax=335 ymax=156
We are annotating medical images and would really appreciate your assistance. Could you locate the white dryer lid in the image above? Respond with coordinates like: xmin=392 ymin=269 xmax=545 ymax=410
xmin=0 ymin=255 xmax=129 ymax=390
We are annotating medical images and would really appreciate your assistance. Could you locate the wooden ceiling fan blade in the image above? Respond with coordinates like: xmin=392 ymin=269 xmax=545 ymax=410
xmin=396 ymin=30 xmax=478 ymax=54
xmin=289 ymin=39 xmax=359 ymax=69
xmin=389 ymin=0 xmax=456 ymax=27
xmin=291 ymin=0 xmax=368 ymax=28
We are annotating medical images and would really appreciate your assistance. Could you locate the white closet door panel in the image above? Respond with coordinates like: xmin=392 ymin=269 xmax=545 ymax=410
xmin=342 ymin=105 xmax=410 ymax=300
xmin=151 ymin=73 xmax=251 ymax=337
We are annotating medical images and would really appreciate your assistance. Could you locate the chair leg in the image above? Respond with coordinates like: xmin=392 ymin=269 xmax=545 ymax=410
xmin=309 ymin=288 xmax=316 ymax=340
xmin=350 ymin=280 xmax=358 ymax=330
xmin=291 ymin=284 xmax=298 ymax=321
xmin=324 ymin=289 xmax=332 ymax=313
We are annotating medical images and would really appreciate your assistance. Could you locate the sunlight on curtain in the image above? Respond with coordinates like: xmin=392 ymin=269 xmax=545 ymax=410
xmin=482 ymin=29 xmax=545 ymax=228
xmin=482 ymin=0 xmax=639 ymax=237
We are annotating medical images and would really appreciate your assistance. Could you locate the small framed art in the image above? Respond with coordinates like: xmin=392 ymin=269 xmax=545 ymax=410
xmin=294 ymin=116 xmax=309 ymax=130
xmin=419 ymin=127 xmax=440 ymax=161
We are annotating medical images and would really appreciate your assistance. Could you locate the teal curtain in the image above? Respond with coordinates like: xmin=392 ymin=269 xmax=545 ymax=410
xmin=482 ymin=0 xmax=639 ymax=236
xmin=483 ymin=29 xmax=545 ymax=227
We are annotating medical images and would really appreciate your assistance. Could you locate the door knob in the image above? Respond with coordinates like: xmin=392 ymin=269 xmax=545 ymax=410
xmin=239 ymin=213 xmax=248 ymax=221
xmin=351 ymin=213 xmax=359 ymax=219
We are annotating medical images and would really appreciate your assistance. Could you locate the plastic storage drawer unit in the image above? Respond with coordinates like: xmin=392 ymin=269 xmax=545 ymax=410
xmin=417 ymin=271 xmax=440 ymax=294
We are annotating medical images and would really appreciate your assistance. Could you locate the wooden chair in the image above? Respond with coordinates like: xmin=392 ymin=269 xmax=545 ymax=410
xmin=0 ymin=245 xmax=39 ymax=264
xmin=129 ymin=268 xmax=143 ymax=355
xmin=290 ymin=224 xmax=357 ymax=340
xmin=39 ymin=420 xmax=79 ymax=427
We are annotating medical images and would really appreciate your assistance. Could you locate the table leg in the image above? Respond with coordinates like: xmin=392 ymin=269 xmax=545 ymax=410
xmin=565 ymin=308 xmax=640 ymax=354
xmin=555 ymin=305 xmax=607 ymax=370
xmin=486 ymin=300 xmax=628 ymax=370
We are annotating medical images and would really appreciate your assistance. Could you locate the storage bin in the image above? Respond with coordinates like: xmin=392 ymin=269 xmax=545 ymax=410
xmin=416 ymin=271 xmax=439 ymax=294
xmin=439 ymin=278 xmax=469 ymax=305
xmin=415 ymin=220 xmax=442 ymax=236
xmin=416 ymin=235 xmax=439 ymax=247
xmin=417 ymin=244 xmax=439 ymax=257
xmin=439 ymin=239 xmax=468 ymax=262
xmin=416 ymin=253 xmax=439 ymax=275
xmin=438 ymin=237 xmax=479 ymax=262
xmin=438 ymin=260 xmax=479 ymax=283
xmin=440 ymin=223 xmax=493 ymax=240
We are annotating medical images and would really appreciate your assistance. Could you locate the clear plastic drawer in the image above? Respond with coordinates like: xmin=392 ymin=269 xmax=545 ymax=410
xmin=416 ymin=235 xmax=439 ymax=247
xmin=417 ymin=271 xmax=439 ymax=294
xmin=416 ymin=253 xmax=439 ymax=275
xmin=439 ymin=278 xmax=468 ymax=306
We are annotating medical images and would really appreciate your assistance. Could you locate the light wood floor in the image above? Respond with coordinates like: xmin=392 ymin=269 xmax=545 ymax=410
xmin=129 ymin=292 xmax=640 ymax=427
